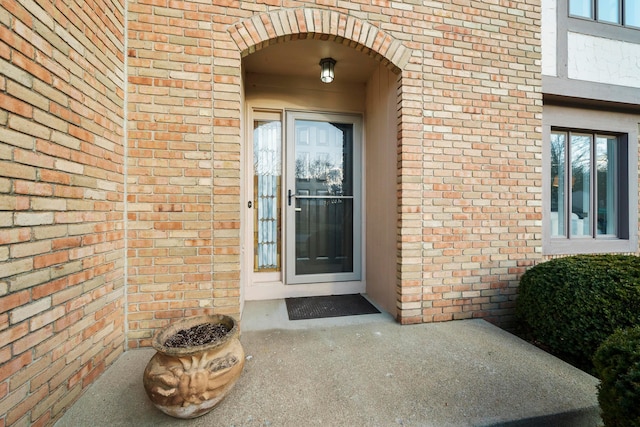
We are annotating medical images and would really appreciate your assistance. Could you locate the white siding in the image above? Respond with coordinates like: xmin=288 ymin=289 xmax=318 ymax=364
xmin=568 ymin=32 xmax=640 ymax=88
xmin=541 ymin=0 xmax=557 ymax=77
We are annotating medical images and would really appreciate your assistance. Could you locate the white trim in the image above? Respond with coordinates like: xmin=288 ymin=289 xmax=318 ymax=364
xmin=243 ymin=107 xmax=366 ymax=300
xmin=244 ymin=108 xmax=286 ymax=290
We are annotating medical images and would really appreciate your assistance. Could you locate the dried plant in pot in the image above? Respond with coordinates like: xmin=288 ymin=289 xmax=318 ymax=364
xmin=143 ymin=314 xmax=245 ymax=419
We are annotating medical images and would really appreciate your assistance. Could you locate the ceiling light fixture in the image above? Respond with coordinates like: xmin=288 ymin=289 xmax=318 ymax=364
xmin=319 ymin=57 xmax=336 ymax=83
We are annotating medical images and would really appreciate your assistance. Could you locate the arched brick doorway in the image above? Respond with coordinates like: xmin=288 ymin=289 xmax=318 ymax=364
xmin=223 ymin=9 xmax=414 ymax=319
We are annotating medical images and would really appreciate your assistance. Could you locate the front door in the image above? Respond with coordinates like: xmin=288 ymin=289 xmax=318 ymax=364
xmin=250 ymin=110 xmax=362 ymax=291
xmin=285 ymin=112 xmax=362 ymax=285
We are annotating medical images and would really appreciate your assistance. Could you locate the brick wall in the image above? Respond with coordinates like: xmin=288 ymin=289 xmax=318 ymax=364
xmin=126 ymin=0 xmax=541 ymax=340
xmin=126 ymin=0 xmax=223 ymax=348
xmin=0 ymin=0 xmax=125 ymax=424
xmin=1 ymin=0 xmax=542 ymax=423
xmin=410 ymin=0 xmax=543 ymax=326
xmin=125 ymin=0 xmax=542 ymax=342
xmin=235 ymin=3 xmax=540 ymax=328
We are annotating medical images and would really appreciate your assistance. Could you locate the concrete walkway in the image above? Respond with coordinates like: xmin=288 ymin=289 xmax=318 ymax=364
xmin=56 ymin=300 xmax=601 ymax=427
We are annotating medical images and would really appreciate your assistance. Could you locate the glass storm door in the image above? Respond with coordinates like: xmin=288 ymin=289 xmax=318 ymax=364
xmin=285 ymin=112 xmax=362 ymax=285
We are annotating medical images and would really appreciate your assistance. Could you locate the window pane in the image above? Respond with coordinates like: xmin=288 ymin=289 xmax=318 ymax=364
xmin=626 ymin=0 xmax=640 ymax=26
xmin=254 ymin=119 xmax=282 ymax=272
xmin=598 ymin=0 xmax=620 ymax=23
xmin=570 ymin=0 xmax=594 ymax=18
xmin=596 ymin=136 xmax=617 ymax=235
xmin=550 ymin=132 xmax=566 ymax=237
xmin=571 ymin=134 xmax=592 ymax=236
xmin=294 ymin=121 xmax=354 ymax=275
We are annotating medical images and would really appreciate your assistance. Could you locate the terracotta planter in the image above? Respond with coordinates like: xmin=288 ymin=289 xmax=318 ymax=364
xmin=143 ymin=314 xmax=245 ymax=419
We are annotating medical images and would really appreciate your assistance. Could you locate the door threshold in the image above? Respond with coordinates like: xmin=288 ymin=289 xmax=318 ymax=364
xmin=241 ymin=298 xmax=392 ymax=332
xmin=244 ymin=280 xmax=365 ymax=301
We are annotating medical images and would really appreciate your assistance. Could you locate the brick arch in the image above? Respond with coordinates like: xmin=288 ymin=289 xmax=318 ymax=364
xmin=227 ymin=8 xmax=411 ymax=73
xmin=227 ymin=7 xmax=416 ymax=325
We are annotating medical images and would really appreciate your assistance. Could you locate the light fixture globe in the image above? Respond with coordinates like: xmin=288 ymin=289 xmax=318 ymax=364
xmin=319 ymin=57 xmax=336 ymax=83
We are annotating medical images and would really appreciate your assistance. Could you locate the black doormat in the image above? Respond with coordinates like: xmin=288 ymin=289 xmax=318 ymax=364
xmin=285 ymin=294 xmax=380 ymax=321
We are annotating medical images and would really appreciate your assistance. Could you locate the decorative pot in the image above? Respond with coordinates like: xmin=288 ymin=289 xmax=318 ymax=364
xmin=143 ymin=314 xmax=245 ymax=419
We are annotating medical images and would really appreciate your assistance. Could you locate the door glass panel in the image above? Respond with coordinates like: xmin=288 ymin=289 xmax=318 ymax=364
xmin=550 ymin=132 xmax=566 ymax=237
xmin=294 ymin=120 xmax=354 ymax=276
xmin=570 ymin=134 xmax=592 ymax=237
xmin=253 ymin=119 xmax=282 ymax=271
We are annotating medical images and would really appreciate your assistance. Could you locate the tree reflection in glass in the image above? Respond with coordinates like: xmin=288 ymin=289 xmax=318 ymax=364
xmin=596 ymin=136 xmax=617 ymax=235
xmin=550 ymin=132 xmax=566 ymax=237
xmin=570 ymin=134 xmax=591 ymax=236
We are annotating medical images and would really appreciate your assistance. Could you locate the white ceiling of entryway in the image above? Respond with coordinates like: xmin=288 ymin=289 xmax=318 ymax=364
xmin=242 ymin=38 xmax=381 ymax=83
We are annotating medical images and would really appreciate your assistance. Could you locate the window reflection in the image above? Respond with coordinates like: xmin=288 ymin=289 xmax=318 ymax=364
xmin=550 ymin=132 xmax=566 ymax=237
xmin=295 ymin=121 xmax=352 ymax=196
xmin=596 ymin=136 xmax=617 ymax=235
xmin=550 ymin=130 xmax=622 ymax=240
xmin=570 ymin=0 xmax=593 ymax=18
xmin=569 ymin=0 xmax=639 ymax=26
xmin=598 ymin=0 xmax=620 ymax=23
xmin=294 ymin=120 xmax=354 ymax=276
xmin=626 ymin=0 xmax=640 ymax=27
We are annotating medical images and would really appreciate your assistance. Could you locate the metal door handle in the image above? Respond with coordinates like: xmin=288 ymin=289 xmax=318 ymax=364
xmin=288 ymin=189 xmax=294 ymax=206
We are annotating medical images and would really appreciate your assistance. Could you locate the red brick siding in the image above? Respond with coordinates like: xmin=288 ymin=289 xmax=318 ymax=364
xmin=0 ymin=0 xmax=125 ymax=424
xmin=126 ymin=0 xmax=219 ymax=348
xmin=126 ymin=0 xmax=542 ymax=341
xmin=1 ymin=0 xmax=544 ymax=423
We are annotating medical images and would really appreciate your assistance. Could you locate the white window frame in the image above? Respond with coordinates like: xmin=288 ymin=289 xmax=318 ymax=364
xmin=543 ymin=105 xmax=639 ymax=255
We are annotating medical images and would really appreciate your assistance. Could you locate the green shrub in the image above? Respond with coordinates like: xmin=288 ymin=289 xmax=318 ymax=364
xmin=593 ymin=326 xmax=640 ymax=427
xmin=516 ymin=254 xmax=640 ymax=371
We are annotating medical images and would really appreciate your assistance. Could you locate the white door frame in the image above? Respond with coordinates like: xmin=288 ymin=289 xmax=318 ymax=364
xmin=243 ymin=108 xmax=366 ymax=301
xmin=285 ymin=110 xmax=363 ymax=285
